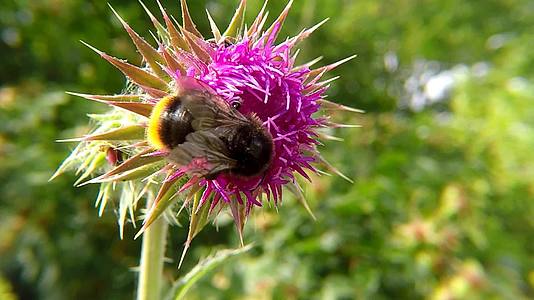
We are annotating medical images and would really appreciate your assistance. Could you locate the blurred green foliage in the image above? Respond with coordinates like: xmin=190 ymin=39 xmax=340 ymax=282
xmin=1 ymin=0 xmax=533 ymax=299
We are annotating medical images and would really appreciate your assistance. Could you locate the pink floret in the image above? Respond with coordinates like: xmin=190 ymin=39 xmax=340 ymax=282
xmin=174 ymin=37 xmax=325 ymax=212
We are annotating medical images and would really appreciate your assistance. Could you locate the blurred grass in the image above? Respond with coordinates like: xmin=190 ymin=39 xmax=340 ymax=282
xmin=0 ymin=0 xmax=533 ymax=299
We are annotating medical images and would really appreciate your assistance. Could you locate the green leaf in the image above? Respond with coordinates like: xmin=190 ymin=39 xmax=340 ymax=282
xmin=81 ymin=124 xmax=146 ymax=141
xmin=178 ymin=189 xmax=211 ymax=268
xmin=65 ymin=92 xmax=143 ymax=102
xmin=247 ymin=0 xmax=268 ymax=37
xmin=263 ymin=0 xmax=293 ymax=43
xmin=81 ymin=41 xmax=168 ymax=92
xmin=165 ymin=244 xmax=253 ymax=300
xmin=180 ymin=0 xmax=203 ymax=38
xmin=80 ymin=161 xmax=164 ymax=186
xmin=135 ymin=171 xmax=182 ymax=239
xmin=105 ymin=149 xmax=161 ymax=177
xmin=109 ymin=4 xmax=168 ymax=80
xmin=205 ymin=9 xmax=221 ymax=42
xmin=157 ymin=0 xmax=190 ymax=52
xmin=67 ymin=92 xmax=153 ymax=117
xmin=139 ymin=0 xmax=169 ymax=41
xmin=222 ymin=0 xmax=246 ymax=39
xmin=287 ymin=181 xmax=317 ymax=221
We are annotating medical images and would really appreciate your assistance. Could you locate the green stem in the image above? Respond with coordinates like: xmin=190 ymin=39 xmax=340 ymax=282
xmin=137 ymin=198 xmax=168 ymax=300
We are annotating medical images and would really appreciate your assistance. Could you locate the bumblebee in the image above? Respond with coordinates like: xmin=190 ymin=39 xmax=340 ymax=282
xmin=147 ymin=78 xmax=273 ymax=180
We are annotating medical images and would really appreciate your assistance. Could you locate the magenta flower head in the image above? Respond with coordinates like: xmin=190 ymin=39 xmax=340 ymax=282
xmin=53 ymin=0 xmax=360 ymax=255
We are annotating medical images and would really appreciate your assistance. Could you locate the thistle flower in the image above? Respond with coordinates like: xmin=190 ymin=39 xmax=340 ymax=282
xmin=53 ymin=0 xmax=361 ymax=255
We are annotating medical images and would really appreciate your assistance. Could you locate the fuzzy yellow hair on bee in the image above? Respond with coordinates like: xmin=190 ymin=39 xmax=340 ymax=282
xmin=147 ymin=95 xmax=176 ymax=150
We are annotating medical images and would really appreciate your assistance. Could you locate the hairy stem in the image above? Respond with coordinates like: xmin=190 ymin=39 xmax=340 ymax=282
xmin=137 ymin=199 xmax=168 ymax=300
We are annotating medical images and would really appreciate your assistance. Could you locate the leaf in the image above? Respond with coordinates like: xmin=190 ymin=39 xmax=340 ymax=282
xmin=49 ymin=144 xmax=85 ymax=181
xmin=303 ymin=75 xmax=340 ymax=94
xmin=165 ymin=245 xmax=253 ymax=300
xmin=228 ymin=198 xmax=246 ymax=246
xmin=178 ymin=184 xmax=213 ymax=268
xmin=180 ymin=0 xmax=203 ymax=38
xmin=73 ymin=151 xmax=107 ymax=186
xmin=292 ymin=56 xmax=323 ymax=72
xmin=317 ymin=99 xmax=365 ymax=113
xmin=305 ymin=54 xmax=358 ymax=83
xmin=90 ymin=149 xmax=163 ymax=181
xmin=161 ymin=46 xmax=186 ymax=75
xmin=178 ymin=187 xmax=210 ymax=268
xmin=138 ymin=0 xmax=169 ymax=41
xmin=287 ymin=181 xmax=317 ymax=221
xmin=65 ymin=93 xmax=143 ymax=102
xmin=81 ymin=41 xmax=168 ymax=92
xmin=95 ymin=182 xmax=113 ymax=216
xmin=66 ymin=92 xmax=153 ymax=117
xmin=315 ymin=153 xmax=353 ymax=183
xmin=205 ymin=9 xmax=221 ymax=42
xmin=59 ymin=124 xmax=146 ymax=142
xmin=181 ymin=28 xmax=211 ymax=63
xmin=189 ymin=190 xmax=210 ymax=239
xmin=250 ymin=11 xmax=270 ymax=41
xmin=287 ymin=18 xmax=329 ymax=47
xmin=263 ymin=0 xmax=294 ymax=43
xmin=222 ymin=0 xmax=246 ymax=39
xmin=109 ymin=4 xmax=168 ymax=80
xmin=156 ymin=0 xmax=190 ymax=52
xmin=134 ymin=170 xmax=182 ymax=239
xmin=101 ymin=101 xmax=154 ymax=117
xmin=80 ymin=162 xmax=164 ymax=186
xmin=248 ymin=0 xmax=268 ymax=37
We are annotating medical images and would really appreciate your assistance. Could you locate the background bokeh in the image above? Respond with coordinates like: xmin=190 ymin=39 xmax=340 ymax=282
xmin=1 ymin=0 xmax=533 ymax=299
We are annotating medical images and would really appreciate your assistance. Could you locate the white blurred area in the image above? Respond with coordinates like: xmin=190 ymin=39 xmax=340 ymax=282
xmin=391 ymin=56 xmax=491 ymax=111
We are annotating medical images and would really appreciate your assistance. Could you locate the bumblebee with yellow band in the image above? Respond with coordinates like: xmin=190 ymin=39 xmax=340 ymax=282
xmin=146 ymin=77 xmax=274 ymax=180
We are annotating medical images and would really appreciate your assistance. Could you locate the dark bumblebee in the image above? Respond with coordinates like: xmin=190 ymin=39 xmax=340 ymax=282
xmin=147 ymin=80 xmax=273 ymax=180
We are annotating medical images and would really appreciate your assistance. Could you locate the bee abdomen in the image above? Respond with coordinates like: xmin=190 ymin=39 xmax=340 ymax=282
xmin=227 ymin=123 xmax=273 ymax=177
xmin=147 ymin=95 xmax=194 ymax=150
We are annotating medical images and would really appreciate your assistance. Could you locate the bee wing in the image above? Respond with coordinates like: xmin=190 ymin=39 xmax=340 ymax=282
xmin=167 ymin=130 xmax=236 ymax=178
xmin=185 ymin=93 xmax=248 ymax=130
